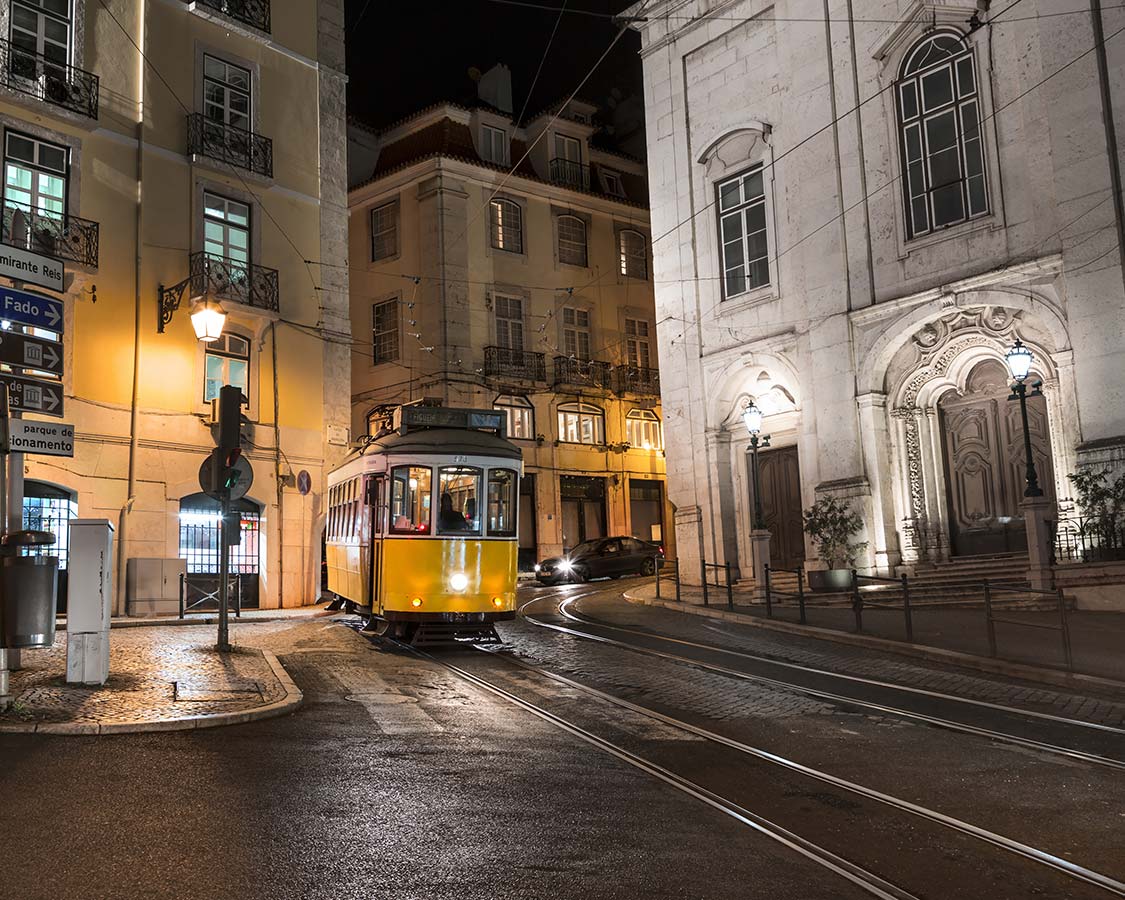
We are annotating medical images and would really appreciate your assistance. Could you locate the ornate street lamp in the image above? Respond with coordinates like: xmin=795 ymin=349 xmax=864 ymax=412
xmin=1004 ymin=339 xmax=1044 ymax=497
xmin=158 ymin=271 xmax=227 ymax=342
xmin=743 ymin=400 xmax=771 ymax=529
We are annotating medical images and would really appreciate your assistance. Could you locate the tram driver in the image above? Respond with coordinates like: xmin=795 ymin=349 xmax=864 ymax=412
xmin=439 ymin=492 xmax=471 ymax=532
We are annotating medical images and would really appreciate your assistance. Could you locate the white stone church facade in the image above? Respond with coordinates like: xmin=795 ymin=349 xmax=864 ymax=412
xmin=631 ymin=0 xmax=1125 ymax=587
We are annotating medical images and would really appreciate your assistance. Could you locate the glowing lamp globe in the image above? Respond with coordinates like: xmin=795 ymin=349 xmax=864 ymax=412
xmin=1005 ymin=339 xmax=1033 ymax=382
xmin=189 ymin=297 xmax=227 ymax=342
xmin=742 ymin=401 xmax=764 ymax=436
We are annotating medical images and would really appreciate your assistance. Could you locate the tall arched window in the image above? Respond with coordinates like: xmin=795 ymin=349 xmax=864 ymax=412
xmin=557 ymin=402 xmax=605 ymax=445
xmin=897 ymin=30 xmax=988 ymax=239
xmin=557 ymin=214 xmax=587 ymax=266
xmin=490 ymin=198 xmax=523 ymax=253
xmin=618 ymin=229 xmax=647 ymax=278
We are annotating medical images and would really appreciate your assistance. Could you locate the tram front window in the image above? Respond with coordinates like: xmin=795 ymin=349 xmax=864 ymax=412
xmin=487 ymin=469 xmax=517 ymax=537
xmin=438 ymin=466 xmax=481 ymax=535
xmin=390 ymin=466 xmax=432 ymax=533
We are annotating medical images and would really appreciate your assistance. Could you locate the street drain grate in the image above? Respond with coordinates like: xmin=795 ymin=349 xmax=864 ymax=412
xmin=173 ymin=682 xmax=263 ymax=702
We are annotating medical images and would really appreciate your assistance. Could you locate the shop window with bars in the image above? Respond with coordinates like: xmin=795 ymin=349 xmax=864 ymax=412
xmin=22 ymin=483 xmax=76 ymax=568
xmin=178 ymin=494 xmax=261 ymax=575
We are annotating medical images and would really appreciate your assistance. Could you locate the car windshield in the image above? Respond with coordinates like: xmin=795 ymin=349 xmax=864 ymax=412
xmin=568 ymin=540 xmax=602 ymax=558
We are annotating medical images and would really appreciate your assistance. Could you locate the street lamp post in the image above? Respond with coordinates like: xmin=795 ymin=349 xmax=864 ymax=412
xmin=743 ymin=401 xmax=771 ymax=529
xmin=1004 ymin=339 xmax=1044 ymax=498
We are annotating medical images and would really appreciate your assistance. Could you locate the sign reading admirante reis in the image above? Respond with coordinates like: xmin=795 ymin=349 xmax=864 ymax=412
xmin=0 ymin=245 xmax=65 ymax=293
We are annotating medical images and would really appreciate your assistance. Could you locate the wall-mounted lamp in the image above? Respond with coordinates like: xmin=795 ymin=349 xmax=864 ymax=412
xmin=158 ymin=278 xmax=226 ymax=342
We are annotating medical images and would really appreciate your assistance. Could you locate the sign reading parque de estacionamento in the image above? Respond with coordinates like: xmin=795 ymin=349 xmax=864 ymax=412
xmin=0 ymin=245 xmax=65 ymax=293
xmin=4 ymin=419 xmax=74 ymax=457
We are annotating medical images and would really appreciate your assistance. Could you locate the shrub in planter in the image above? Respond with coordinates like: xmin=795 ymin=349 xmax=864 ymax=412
xmin=802 ymin=496 xmax=867 ymax=591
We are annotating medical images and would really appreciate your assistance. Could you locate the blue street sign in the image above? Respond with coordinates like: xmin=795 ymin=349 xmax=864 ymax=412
xmin=0 ymin=285 xmax=64 ymax=333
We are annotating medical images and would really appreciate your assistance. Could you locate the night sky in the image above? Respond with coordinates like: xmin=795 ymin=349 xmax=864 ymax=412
xmin=344 ymin=1 xmax=642 ymax=142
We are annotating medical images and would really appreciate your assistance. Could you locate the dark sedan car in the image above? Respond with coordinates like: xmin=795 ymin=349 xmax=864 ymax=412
xmin=535 ymin=536 xmax=664 ymax=585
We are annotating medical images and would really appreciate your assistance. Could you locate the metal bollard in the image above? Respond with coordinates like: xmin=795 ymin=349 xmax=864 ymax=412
xmin=655 ymin=561 xmax=662 ymax=599
xmin=701 ymin=562 xmax=709 ymax=607
xmin=179 ymin=571 xmax=185 ymax=619
xmin=851 ymin=569 xmax=863 ymax=632
xmin=725 ymin=563 xmax=733 ymax=610
xmin=901 ymin=572 xmax=914 ymax=643
xmin=235 ymin=577 xmax=242 ymax=618
xmin=1056 ymin=587 xmax=1073 ymax=671
xmin=983 ymin=579 xmax=998 ymax=658
xmin=796 ymin=568 xmax=806 ymax=625
xmin=764 ymin=564 xmax=773 ymax=618
xmin=674 ymin=561 xmax=681 ymax=604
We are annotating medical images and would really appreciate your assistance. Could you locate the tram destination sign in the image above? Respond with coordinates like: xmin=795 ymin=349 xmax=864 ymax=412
xmin=0 ymin=373 xmax=63 ymax=417
xmin=0 ymin=245 xmax=64 ymax=293
xmin=0 ymin=286 xmax=64 ymax=333
xmin=0 ymin=331 xmax=61 ymax=374
xmin=4 ymin=419 xmax=74 ymax=457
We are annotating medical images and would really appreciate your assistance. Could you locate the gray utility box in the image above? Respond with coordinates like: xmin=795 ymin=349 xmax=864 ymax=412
xmin=67 ymin=519 xmax=115 ymax=686
xmin=126 ymin=558 xmax=186 ymax=617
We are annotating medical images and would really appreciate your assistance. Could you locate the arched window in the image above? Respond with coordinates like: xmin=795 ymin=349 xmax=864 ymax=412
xmin=557 ymin=214 xmax=587 ymax=267
xmin=557 ymin=402 xmax=605 ymax=445
xmin=618 ymin=229 xmax=647 ymax=278
xmin=490 ymin=198 xmax=523 ymax=253
xmin=717 ymin=164 xmax=769 ymax=297
xmin=494 ymin=394 xmax=534 ymax=440
xmin=897 ymin=30 xmax=988 ymax=239
xmin=625 ymin=409 xmax=662 ymax=451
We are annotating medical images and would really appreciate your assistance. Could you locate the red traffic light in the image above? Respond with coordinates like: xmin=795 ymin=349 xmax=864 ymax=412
xmin=225 ymin=448 xmax=242 ymax=467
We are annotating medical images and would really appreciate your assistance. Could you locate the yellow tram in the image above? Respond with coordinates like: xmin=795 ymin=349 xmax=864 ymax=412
xmin=325 ymin=407 xmax=522 ymax=643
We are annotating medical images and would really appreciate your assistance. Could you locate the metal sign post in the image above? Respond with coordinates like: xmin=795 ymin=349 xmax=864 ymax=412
xmin=217 ymin=488 xmax=231 ymax=653
xmin=0 ymin=384 xmax=9 ymax=709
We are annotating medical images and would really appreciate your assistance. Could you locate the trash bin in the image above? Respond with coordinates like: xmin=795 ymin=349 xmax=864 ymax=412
xmin=0 ymin=530 xmax=58 ymax=649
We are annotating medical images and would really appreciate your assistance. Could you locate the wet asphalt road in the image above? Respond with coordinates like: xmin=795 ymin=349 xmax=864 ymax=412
xmin=1 ymin=582 xmax=1123 ymax=899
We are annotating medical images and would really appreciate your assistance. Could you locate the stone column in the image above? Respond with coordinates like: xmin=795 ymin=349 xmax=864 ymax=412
xmin=704 ymin=430 xmax=742 ymax=580
xmin=1023 ymin=495 xmax=1056 ymax=590
xmin=857 ymin=392 xmax=900 ymax=572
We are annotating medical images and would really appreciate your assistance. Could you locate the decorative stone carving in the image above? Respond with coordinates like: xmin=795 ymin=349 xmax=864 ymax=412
xmin=891 ymin=406 xmax=927 ymax=557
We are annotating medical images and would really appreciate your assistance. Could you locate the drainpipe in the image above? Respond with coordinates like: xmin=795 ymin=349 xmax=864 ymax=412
xmin=1090 ymin=0 xmax=1125 ymax=296
xmin=822 ymin=0 xmax=852 ymax=311
xmin=272 ymin=321 xmax=284 ymax=606
xmin=118 ymin=0 xmax=146 ymax=615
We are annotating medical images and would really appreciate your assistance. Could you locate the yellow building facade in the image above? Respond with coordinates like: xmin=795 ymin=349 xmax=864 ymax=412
xmin=347 ymin=80 xmax=670 ymax=566
xmin=0 ymin=0 xmax=350 ymax=612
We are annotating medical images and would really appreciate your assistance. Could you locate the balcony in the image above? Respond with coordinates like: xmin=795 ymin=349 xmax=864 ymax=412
xmin=192 ymin=0 xmax=271 ymax=33
xmin=484 ymin=346 xmax=546 ymax=382
xmin=553 ymin=356 xmax=612 ymax=391
xmin=190 ymin=251 xmax=279 ymax=313
xmin=549 ymin=158 xmax=590 ymax=191
xmin=187 ymin=113 xmax=273 ymax=178
xmin=614 ymin=365 xmax=661 ymax=397
xmin=0 ymin=38 xmax=99 ymax=119
xmin=1 ymin=201 xmax=99 ymax=268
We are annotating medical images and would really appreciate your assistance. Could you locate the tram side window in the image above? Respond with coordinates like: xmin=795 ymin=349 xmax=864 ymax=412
xmin=487 ymin=469 xmax=517 ymax=537
xmin=390 ymin=466 xmax=432 ymax=534
xmin=438 ymin=466 xmax=481 ymax=535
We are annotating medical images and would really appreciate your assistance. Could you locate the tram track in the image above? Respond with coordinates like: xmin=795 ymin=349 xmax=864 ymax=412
xmin=358 ymin=621 xmax=1125 ymax=899
xmin=515 ymin=585 xmax=1125 ymax=771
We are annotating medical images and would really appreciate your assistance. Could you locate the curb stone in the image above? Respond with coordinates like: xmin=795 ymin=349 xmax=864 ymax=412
xmin=54 ymin=607 xmax=334 ymax=630
xmin=623 ymin=589 xmax=1125 ymax=699
xmin=0 ymin=650 xmax=303 ymax=735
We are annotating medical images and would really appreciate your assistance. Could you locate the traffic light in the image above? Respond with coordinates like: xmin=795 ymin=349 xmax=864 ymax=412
xmin=210 ymin=384 xmax=243 ymax=494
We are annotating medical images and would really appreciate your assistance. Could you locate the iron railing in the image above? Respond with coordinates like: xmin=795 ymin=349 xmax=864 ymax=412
xmin=549 ymin=158 xmax=590 ymax=191
xmin=0 ymin=37 xmax=99 ymax=119
xmin=614 ymin=365 xmax=660 ymax=396
xmin=1 ymin=201 xmax=99 ymax=268
xmin=1053 ymin=513 xmax=1125 ymax=564
xmin=187 ymin=113 xmax=273 ymax=178
xmin=553 ymin=356 xmax=612 ymax=390
xmin=192 ymin=0 xmax=271 ymax=33
xmin=484 ymin=346 xmax=547 ymax=382
xmin=189 ymin=251 xmax=279 ymax=313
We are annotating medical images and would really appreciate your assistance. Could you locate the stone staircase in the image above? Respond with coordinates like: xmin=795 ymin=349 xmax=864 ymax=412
xmin=762 ymin=554 xmax=1071 ymax=610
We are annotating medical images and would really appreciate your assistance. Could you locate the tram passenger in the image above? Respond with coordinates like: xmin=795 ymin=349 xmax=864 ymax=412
xmin=439 ymin=492 xmax=470 ymax=532
xmin=464 ymin=497 xmax=478 ymax=529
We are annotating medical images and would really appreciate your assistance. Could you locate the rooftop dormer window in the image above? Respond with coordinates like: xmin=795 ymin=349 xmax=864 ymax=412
xmin=480 ymin=124 xmax=508 ymax=165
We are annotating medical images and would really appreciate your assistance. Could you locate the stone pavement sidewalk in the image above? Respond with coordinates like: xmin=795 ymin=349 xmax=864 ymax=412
xmin=0 ymin=619 xmax=305 ymax=735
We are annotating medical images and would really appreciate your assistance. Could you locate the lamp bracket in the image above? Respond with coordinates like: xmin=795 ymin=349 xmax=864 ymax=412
xmin=158 ymin=276 xmax=193 ymax=333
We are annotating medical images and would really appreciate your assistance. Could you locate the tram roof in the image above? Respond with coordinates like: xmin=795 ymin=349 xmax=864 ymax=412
xmin=359 ymin=427 xmax=523 ymax=461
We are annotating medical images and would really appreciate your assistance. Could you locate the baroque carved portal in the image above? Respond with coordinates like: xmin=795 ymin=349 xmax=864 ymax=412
xmin=938 ymin=360 xmax=1055 ymax=556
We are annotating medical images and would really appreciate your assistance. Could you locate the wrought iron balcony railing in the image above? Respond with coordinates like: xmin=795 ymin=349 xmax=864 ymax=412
xmin=0 ymin=37 xmax=99 ymax=119
xmin=484 ymin=346 xmax=546 ymax=382
xmin=191 ymin=251 xmax=279 ymax=312
xmin=192 ymin=0 xmax=271 ymax=33
xmin=187 ymin=113 xmax=273 ymax=178
xmin=614 ymin=365 xmax=661 ymax=397
xmin=553 ymin=356 xmax=612 ymax=390
xmin=549 ymin=158 xmax=590 ymax=191
xmin=1 ymin=201 xmax=99 ymax=268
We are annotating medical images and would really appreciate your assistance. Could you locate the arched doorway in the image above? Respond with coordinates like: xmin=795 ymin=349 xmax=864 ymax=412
xmin=24 ymin=480 xmax=77 ymax=612
xmin=178 ymin=492 xmax=263 ymax=609
xmin=938 ymin=359 xmax=1055 ymax=556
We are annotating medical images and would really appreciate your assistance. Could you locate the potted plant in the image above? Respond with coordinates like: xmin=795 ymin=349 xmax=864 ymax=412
xmin=802 ymin=495 xmax=867 ymax=592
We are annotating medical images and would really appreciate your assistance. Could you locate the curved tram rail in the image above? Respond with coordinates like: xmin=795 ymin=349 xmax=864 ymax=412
xmin=357 ymin=615 xmax=1125 ymax=899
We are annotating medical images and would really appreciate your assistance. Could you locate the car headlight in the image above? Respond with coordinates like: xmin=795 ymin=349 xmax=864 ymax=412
xmin=534 ymin=564 xmax=541 ymax=572
xmin=558 ymin=559 xmax=573 ymax=573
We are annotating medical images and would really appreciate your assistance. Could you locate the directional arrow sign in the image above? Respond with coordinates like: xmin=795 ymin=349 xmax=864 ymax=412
xmin=0 ymin=373 xmax=63 ymax=418
xmin=0 ymin=286 xmax=64 ymax=333
xmin=0 ymin=331 xmax=62 ymax=374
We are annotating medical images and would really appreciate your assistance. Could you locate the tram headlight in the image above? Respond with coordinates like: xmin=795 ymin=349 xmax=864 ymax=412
xmin=411 ymin=597 xmax=423 ymax=608
xmin=492 ymin=597 xmax=504 ymax=608
xmin=450 ymin=572 xmax=469 ymax=592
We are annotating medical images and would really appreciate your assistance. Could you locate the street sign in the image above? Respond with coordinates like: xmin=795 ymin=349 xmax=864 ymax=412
xmin=198 ymin=450 xmax=253 ymax=502
xmin=0 ymin=373 xmax=63 ymax=417
xmin=0 ymin=331 xmax=61 ymax=374
xmin=0 ymin=245 xmax=64 ymax=292
xmin=0 ymin=286 xmax=64 ymax=333
xmin=296 ymin=470 xmax=311 ymax=495
xmin=5 ymin=419 xmax=74 ymax=457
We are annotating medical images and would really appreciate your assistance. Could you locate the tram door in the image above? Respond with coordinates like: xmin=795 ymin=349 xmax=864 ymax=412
xmin=367 ymin=475 xmax=384 ymax=611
